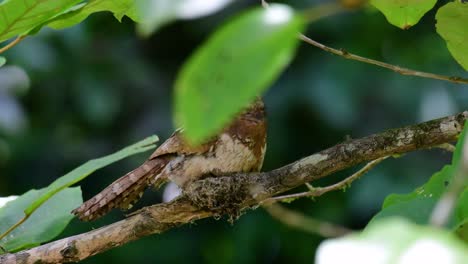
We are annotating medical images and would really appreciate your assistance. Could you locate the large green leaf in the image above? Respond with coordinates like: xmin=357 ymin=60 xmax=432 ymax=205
xmin=0 ymin=188 xmax=81 ymax=252
xmin=175 ymin=4 xmax=304 ymax=143
xmin=317 ymin=218 xmax=468 ymax=263
xmin=0 ymin=56 xmax=5 ymax=67
xmin=0 ymin=0 xmax=82 ymax=42
xmin=370 ymin=0 xmax=437 ymax=29
xmin=47 ymin=0 xmax=140 ymax=30
xmin=436 ymin=2 xmax=468 ymax=71
xmin=370 ymin=121 xmax=468 ymax=237
xmin=0 ymin=136 xmax=158 ymax=251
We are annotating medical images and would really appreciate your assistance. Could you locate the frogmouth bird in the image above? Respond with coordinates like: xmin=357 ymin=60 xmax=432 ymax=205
xmin=72 ymin=99 xmax=267 ymax=221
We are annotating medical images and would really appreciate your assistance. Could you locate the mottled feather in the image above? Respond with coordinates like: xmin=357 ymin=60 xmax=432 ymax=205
xmin=71 ymin=158 xmax=168 ymax=221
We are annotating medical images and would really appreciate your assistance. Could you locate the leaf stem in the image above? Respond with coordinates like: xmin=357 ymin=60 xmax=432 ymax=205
xmin=0 ymin=215 xmax=28 ymax=241
xmin=0 ymin=36 xmax=25 ymax=54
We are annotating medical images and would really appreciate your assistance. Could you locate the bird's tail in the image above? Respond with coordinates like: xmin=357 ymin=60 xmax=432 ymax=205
xmin=72 ymin=158 xmax=168 ymax=221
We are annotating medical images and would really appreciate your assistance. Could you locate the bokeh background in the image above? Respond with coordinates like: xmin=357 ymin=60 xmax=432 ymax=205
xmin=1 ymin=0 xmax=467 ymax=263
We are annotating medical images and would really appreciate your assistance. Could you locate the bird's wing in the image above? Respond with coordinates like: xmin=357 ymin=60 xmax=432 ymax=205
xmin=149 ymin=128 xmax=217 ymax=159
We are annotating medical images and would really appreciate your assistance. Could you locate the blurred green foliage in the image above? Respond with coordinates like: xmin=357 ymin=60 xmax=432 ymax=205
xmin=317 ymin=218 xmax=468 ymax=263
xmin=0 ymin=0 xmax=467 ymax=263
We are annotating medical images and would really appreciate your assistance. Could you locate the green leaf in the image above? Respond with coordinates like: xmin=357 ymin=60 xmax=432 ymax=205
xmin=136 ymin=0 xmax=234 ymax=36
xmin=0 ymin=0 xmax=82 ymax=43
xmin=455 ymin=221 xmax=468 ymax=243
xmin=0 ymin=56 xmax=5 ymax=67
xmin=175 ymin=4 xmax=304 ymax=143
xmin=0 ymin=188 xmax=82 ymax=252
xmin=0 ymin=136 xmax=158 ymax=251
xmin=453 ymin=121 xmax=468 ymax=241
xmin=436 ymin=2 xmax=468 ymax=71
xmin=47 ymin=0 xmax=140 ymax=30
xmin=371 ymin=165 xmax=453 ymax=225
xmin=370 ymin=0 xmax=437 ymax=29
xmin=452 ymin=120 xmax=468 ymax=172
xmin=317 ymin=218 xmax=468 ymax=263
xmin=455 ymin=189 xmax=468 ymax=224
xmin=24 ymin=135 xmax=158 ymax=215
xmin=454 ymin=189 xmax=468 ymax=241
xmin=370 ymin=121 xmax=468 ymax=235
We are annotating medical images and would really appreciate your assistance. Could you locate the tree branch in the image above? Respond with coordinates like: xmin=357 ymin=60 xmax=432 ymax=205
xmin=263 ymin=156 xmax=388 ymax=203
xmin=1 ymin=111 xmax=466 ymax=263
xmin=262 ymin=0 xmax=468 ymax=85
xmin=299 ymin=34 xmax=468 ymax=85
xmin=263 ymin=204 xmax=352 ymax=237
xmin=0 ymin=199 xmax=211 ymax=263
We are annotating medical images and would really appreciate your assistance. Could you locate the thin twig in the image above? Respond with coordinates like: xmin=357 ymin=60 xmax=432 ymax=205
xmin=435 ymin=143 xmax=456 ymax=153
xmin=299 ymin=34 xmax=468 ymax=85
xmin=301 ymin=2 xmax=345 ymax=22
xmin=263 ymin=156 xmax=388 ymax=203
xmin=264 ymin=203 xmax=352 ymax=237
xmin=260 ymin=1 xmax=468 ymax=85
xmin=430 ymin=133 xmax=468 ymax=226
xmin=0 ymin=36 xmax=25 ymax=54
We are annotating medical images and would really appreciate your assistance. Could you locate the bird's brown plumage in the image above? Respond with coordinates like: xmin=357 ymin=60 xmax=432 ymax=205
xmin=72 ymin=99 xmax=266 ymax=221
